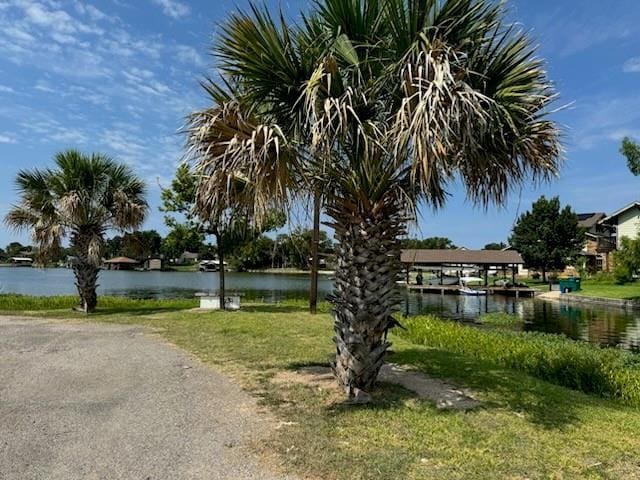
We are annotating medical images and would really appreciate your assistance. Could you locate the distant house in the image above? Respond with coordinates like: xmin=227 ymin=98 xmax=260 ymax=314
xmin=178 ymin=251 xmax=199 ymax=264
xmin=145 ymin=257 xmax=163 ymax=271
xmin=104 ymin=256 xmax=139 ymax=271
xmin=600 ymin=202 xmax=640 ymax=249
xmin=577 ymin=212 xmax=616 ymax=272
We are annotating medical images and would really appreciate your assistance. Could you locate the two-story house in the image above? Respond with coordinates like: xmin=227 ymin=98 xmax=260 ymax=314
xmin=577 ymin=212 xmax=616 ymax=272
xmin=600 ymin=201 xmax=640 ymax=249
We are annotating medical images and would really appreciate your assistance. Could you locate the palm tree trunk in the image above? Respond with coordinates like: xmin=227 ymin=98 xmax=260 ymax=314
xmin=309 ymin=191 xmax=322 ymax=314
xmin=71 ymin=232 xmax=100 ymax=313
xmin=326 ymin=197 xmax=406 ymax=400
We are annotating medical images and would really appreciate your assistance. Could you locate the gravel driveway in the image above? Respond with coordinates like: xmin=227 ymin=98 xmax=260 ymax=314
xmin=0 ymin=316 xmax=294 ymax=480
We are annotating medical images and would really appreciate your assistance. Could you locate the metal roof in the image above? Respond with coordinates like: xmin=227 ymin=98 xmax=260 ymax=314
xmin=104 ymin=256 xmax=139 ymax=264
xmin=401 ymin=249 xmax=524 ymax=266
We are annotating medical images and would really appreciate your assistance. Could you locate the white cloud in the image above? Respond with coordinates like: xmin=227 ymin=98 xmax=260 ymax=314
xmin=526 ymin=3 xmax=640 ymax=58
xmin=0 ymin=133 xmax=16 ymax=143
xmin=34 ymin=82 xmax=55 ymax=93
xmin=572 ymin=94 xmax=640 ymax=150
xmin=623 ymin=57 xmax=640 ymax=73
xmin=4 ymin=24 xmax=35 ymax=43
xmin=150 ymin=0 xmax=190 ymax=19
xmin=175 ymin=44 xmax=206 ymax=67
xmin=72 ymin=2 xmax=109 ymax=22
xmin=0 ymin=85 xmax=14 ymax=93
xmin=21 ymin=1 xmax=78 ymax=34
xmin=47 ymin=128 xmax=88 ymax=144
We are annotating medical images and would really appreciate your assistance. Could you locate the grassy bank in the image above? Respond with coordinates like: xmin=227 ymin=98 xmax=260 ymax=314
xmin=401 ymin=315 xmax=640 ymax=406
xmin=476 ymin=312 xmax=523 ymax=328
xmin=0 ymin=294 xmax=198 ymax=314
xmin=575 ymin=279 xmax=640 ymax=301
xmin=1 ymin=299 xmax=640 ymax=478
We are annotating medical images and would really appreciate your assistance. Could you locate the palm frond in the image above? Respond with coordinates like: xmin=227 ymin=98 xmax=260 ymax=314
xmin=5 ymin=149 xmax=147 ymax=257
xmin=186 ymin=99 xmax=299 ymax=225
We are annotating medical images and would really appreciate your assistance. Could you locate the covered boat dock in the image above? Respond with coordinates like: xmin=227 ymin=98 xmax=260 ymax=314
xmin=400 ymin=249 xmax=533 ymax=297
xmin=104 ymin=256 xmax=140 ymax=271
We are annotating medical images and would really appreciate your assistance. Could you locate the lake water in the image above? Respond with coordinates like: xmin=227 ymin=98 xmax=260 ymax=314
xmin=1 ymin=267 xmax=639 ymax=351
xmin=0 ymin=267 xmax=333 ymax=301
xmin=401 ymin=293 xmax=640 ymax=352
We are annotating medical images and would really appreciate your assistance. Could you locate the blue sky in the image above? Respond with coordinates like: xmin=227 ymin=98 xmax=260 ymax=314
xmin=0 ymin=0 xmax=639 ymax=249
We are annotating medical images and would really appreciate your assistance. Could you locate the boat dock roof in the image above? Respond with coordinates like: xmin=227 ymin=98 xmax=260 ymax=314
xmin=401 ymin=249 xmax=524 ymax=267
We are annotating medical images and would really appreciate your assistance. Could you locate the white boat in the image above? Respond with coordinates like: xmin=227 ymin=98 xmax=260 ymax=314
xmin=427 ymin=274 xmax=460 ymax=286
xmin=198 ymin=260 xmax=228 ymax=272
xmin=459 ymin=277 xmax=487 ymax=296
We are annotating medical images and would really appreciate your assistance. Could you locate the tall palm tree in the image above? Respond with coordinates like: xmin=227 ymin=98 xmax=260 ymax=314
xmin=187 ymin=0 xmax=561 ymax=400
xmin=5 ymin=150 xmax=148 ymax=313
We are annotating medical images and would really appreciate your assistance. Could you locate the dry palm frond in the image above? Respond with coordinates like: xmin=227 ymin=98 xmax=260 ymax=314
xmin=186 ymin=99 xmax=298 ymax=226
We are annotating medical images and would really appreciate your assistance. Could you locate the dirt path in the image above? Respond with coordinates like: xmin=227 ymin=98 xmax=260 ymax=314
xmin=0 ymin=316 xmax=294 ymax=480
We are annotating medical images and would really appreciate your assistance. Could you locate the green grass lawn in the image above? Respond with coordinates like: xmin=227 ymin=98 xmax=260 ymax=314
xmin=2 ymin=296 xmax=640 ymax=479
xmin=165 ymin=264 xmax=199 ymax=272
xmin=576 ymin=280 xmax=640 ymax=301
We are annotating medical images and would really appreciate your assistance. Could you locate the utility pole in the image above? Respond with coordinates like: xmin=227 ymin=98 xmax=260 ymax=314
xmin=309 ymin=191 xmax=321 ymax=314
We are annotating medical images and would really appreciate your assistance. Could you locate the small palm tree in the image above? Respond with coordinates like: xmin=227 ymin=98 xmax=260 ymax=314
xmin=187 ymin=0 xmax=561 ymax=400
xmin=5 ymin=150 xmax=148 ymax=313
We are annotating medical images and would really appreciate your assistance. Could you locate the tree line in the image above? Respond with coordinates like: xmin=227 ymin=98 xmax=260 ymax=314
xmin=101 ymin=227 xmax=334 ymax=272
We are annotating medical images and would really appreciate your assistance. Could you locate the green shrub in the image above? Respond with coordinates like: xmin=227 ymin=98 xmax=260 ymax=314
xmin=399 ymin=315 xmax=640 ymax=406
xmin=614 ymin=263 xmax=633 ymax=285
xmin=591 ymin=271 xmax=614 ymax=283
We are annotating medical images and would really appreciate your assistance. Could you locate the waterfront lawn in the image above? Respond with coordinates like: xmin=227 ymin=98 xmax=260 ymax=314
xmin=576 ymin=279 xmax=640 ymax=301
xmin=165 ymin=264 xmax=199 ymax=272
xmin=0 ymin=294 xmax=198 ymax=315
xmin=402 ymin=315 xmax=640 ymax=406
xmin=1 ymin=300 xmax=640 ymax=479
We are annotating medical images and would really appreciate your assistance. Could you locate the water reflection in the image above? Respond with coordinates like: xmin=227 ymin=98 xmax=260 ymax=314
xmin=402 ymin=291 xmax=640 ymax=352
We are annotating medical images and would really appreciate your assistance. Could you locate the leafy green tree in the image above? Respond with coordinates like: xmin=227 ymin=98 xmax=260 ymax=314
xmin=160 ymin=163 xmax=200 ymax=229
xmin=509 ymin=196 xmax=585 ymax=282
xmin=5 ymin=242 xmax=27 ymax=257
xmin=105 ymin=230 xmax=163 ymax=260
xmin=187 ymin=0 xmax=561 ymax=398
xmin=275 ymin=229 xmax=334 ymax=270
xmin=484 ymin=242 xmax=507 ymax=251
xmin=230 ymin=235 xmax=275 ymax=271
xmin=401 ymin=237 xmax=457 ymax=250
xmin=613 ymin=237 xmax=640 ymax=284
xmin=121 ymin=230 xmax=162 ymax=260
xmin=5 ymin=150 xmax=147 ymax=312
xmin=621 ymin=137 xmax=640 ymax=176
xmin=160 ymin=224 xmax=205 ymax=260
xmin=161 ymin=162 xmax=285 ymax=303
xmin=104 ymin=235 xmax=124 ymax=259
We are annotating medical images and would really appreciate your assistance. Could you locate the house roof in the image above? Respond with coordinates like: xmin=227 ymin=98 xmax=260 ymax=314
xmin=401 ymin=249 xmax=524 ymax=266
xmin=577 ymin=212 xmax=606 ymax=229
xmin=104 ymin=256 xmax=139 ymax=264
xmin=600 ymin=201 xmax=640 ymax=225
xmin=11 ymin=257 xmax=33 ymax=262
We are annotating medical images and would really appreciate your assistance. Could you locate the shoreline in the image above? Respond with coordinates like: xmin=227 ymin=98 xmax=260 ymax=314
xmin=538 ymin=289 xmax=640 ymax=310
xmin=247 ymin=268 xmax=335 ymax=275
xmin=561 ymin=292 xmax=640 ymax=310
